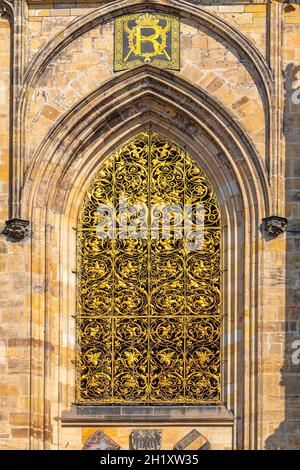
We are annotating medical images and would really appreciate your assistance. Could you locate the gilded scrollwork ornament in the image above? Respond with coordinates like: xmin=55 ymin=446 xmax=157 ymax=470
xmin=76 ymin=132 xmax=221 ymax=404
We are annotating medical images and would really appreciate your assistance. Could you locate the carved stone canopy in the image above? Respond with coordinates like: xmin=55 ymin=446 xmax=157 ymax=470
xmin=262 ymin=215 xmax=288 ymax=239
xmin=2 ymin=218 xmax=29 ymax=242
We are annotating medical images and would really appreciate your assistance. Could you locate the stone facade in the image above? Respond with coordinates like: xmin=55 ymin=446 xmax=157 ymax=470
xmin=0 ymin=0 xmax=299 ymax=450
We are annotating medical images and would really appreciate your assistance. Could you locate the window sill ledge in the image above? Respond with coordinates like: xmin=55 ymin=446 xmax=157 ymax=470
xmin=60 ymin=405 xmax=234 ymax=427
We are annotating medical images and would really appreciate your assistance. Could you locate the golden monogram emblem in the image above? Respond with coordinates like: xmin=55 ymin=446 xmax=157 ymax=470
xmin=125 ymin=13 xmax=170 ymax=63
xmin=114 ymin=13 xmax=180 ymax=71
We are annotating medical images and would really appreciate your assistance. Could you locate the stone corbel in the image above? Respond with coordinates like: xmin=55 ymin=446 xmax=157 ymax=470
xmin=283 ymin=1 xmax=296 ymax=14
xmin=0 ymin=0 xmax=14 ymax=21
xmin=2 ymin=218 xmax=29 ymax=242
xmin=262 ymin=215 xmax=288 ymax=239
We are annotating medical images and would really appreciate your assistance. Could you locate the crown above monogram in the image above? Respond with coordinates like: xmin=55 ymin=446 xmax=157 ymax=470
xmin=136 ymin=13 xmax=159 ymax=27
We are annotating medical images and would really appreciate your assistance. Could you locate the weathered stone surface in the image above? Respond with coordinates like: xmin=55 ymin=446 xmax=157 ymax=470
xmin=82 ymin=430 xmax=120 ymax=450
xmin=2 ymin=219 xmax=30 ymax=242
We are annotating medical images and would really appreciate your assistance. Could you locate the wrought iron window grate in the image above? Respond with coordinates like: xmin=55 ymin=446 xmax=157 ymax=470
xmin=76 ymin=131 xmax=221 ymax=404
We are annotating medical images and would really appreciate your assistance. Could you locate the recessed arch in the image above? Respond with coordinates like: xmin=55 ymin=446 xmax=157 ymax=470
xmin=22 ymin=66 xmax=270 ymax=219
xmin=23 ymin=65 xmax=269 ymax=449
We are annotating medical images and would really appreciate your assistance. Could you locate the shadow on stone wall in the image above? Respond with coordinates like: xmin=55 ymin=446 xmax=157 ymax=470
xmin=265 ymin=63 xmax=300 ymax=449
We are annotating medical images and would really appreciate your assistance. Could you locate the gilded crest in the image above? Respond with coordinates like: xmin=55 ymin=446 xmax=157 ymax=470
xmin=114 ymin=13 xmax=180 ymax=71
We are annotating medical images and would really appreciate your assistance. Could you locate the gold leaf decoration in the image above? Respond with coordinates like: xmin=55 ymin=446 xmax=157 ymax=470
xmin=76 ymin=132 xmax=221 ymax=404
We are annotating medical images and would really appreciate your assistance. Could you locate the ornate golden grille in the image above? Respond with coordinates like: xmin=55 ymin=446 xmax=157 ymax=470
xmin=76 ymin=132 xmax=221 ymax=404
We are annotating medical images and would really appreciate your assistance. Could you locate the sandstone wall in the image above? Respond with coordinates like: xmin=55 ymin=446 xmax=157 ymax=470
xmin=0 ymin=0 xmax=299 ymax=450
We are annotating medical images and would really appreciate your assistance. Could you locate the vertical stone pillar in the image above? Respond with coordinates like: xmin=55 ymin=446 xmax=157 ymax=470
xmin=0 ymin=1 xmax=31 ymax=451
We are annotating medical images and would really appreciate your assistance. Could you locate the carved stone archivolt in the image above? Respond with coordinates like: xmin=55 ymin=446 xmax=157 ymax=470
xmin=18 ymin=1 xmax=273 ymax=211
xmin=22 ymin=65 xmax=270 ymax=449
xmin=2 ymin=218 xmax=29 ymax=242
xmin=23 ymin=66 xmax=270 ymax=218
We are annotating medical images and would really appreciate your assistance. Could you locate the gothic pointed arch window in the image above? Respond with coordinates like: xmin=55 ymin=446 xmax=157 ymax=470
xmin=76 ymin=131 xmax=221 ymax=404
